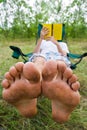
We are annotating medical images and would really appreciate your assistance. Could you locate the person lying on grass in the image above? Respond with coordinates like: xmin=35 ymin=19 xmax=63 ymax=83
xmin=1 ymin=27 xmax=80 ymax=123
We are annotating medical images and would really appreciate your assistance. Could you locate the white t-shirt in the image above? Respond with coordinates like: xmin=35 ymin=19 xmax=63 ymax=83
xmin=29 ymin=40 xmax=71 ymax=66
xmin=39 ymin=40 xmax=69 ymax=55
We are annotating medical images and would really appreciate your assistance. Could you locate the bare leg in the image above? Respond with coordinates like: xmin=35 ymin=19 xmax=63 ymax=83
xmin=2 ymin=57 xmax=45 ymax=117
xmin=42 ymin=60 xmax=80 ymax=123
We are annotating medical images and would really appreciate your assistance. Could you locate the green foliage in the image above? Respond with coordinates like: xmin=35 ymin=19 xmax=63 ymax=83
xmin=0 ymin=0 xmax=87 ymax=39
xmin=0 ymin=23 xmax=87 ymax=40
xmin=66 ymin=24 xmax=87 ymax=38
xmin=0 ymin=0 xmax=5 ymax=2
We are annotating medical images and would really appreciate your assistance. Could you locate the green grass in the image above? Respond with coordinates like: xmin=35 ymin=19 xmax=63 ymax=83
xmin=0 ymin=38 xmax=87 ymax=130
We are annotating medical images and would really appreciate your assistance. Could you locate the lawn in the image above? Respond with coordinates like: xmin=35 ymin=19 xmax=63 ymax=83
xmin=0 ymin=38 xmax=87 ymax=130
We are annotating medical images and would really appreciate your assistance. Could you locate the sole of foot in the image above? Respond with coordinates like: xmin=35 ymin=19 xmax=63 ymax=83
xmin=2 ymin=62 xmax=41 ymax=117
xmin=42 ymin=60 xmax=80 ymax=123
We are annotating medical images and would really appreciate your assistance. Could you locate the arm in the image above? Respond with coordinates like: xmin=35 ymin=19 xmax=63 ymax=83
xmin=33 ymin=38 xmax=43 ymax=53
xmin=33 ymin=27 xmax=49 ymax=53
xmin=54 ymin=40 xmax=67 ymax=56
xmin=47 ymin=36 xmax=67 ymax=56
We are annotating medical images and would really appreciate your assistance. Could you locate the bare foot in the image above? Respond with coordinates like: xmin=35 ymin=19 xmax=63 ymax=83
xmin=1 ymin=62 xmax=41 ymax=117
xmin=42 ymin=60 xmax=80 ymax=123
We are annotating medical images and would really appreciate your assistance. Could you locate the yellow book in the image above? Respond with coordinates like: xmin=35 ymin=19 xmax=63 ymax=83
xmin=43 ymin=23 xmax=63 ymax=40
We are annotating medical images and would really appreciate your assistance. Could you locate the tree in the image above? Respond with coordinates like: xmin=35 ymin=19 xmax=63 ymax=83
xmin=62 ymin=0 xmax=87 ymax=38
xmin=0 ymin=0 xmax=87 ymax=39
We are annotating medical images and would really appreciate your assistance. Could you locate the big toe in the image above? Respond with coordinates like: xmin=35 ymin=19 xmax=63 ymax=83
xmin=42 ymin=60 xmax=57 ymax=81
xmin=23 ymin=62 xmax=40 ymax=83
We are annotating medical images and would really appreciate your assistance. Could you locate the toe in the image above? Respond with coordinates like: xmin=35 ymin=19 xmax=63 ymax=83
xmin=42 ymin=60 xmax=57 ymax=81
xmin=5 ymin=72 xmax=13 ymax=80
xmin=63 ymin=67 xmax=73 ymax=81
xmin=71 ymin=81 xmax=80 ymax=91
xmin=68 ymin=74 xmax=78 ymax=85
xmin=57 ymin=61 xmax=66 ymax=78
xmin=23 ymin=62 xmax=40 ymax=83
xmin=15 ymin=62 xmax=24 ymax=72
xmin=9 ymin=66 xmax=18 ymax=77
xmin=1 ymin=79 xmax=10 ymax=88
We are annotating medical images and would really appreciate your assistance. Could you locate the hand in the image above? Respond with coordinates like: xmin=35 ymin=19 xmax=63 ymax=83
xmin=40 ymin=27 xmax=49 ymax=39
xmin=46 ymin=36 xmax=57 ymax=44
